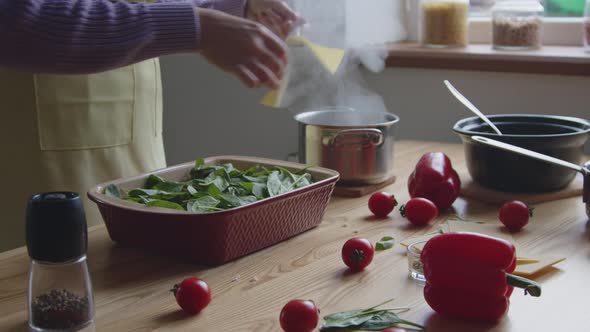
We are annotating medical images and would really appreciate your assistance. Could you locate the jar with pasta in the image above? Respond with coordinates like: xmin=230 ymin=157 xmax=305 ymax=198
xmin=492 ymin=0 xmax=544 ymax=51
xmin=420 ymin=0 xmax=469 ymax=48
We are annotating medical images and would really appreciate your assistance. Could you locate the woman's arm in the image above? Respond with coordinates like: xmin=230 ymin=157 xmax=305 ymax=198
xmin=0 ymin=0 xmax=209 ymax=74
xmin=0 ymin=0 xmax=289 ymax=88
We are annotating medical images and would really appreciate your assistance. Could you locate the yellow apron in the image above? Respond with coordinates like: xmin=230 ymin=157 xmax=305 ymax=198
xmin=0 ymin=59 xmax=166 ymax=251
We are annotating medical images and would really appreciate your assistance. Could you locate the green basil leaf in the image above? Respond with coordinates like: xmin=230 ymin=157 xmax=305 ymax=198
xmin=146 ymin=200 xmax=184 ymax=210
xmin=375 ymin=236 xmax=395 ymax=251
xmin=104 ymin=184 xmax=121 ymax=198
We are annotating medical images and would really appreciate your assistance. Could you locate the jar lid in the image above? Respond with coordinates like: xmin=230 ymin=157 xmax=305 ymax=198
xmin=26 ymin=192 xmax=88 ymax=263
xmin=492 ymin=0 xmax=544 ymax=12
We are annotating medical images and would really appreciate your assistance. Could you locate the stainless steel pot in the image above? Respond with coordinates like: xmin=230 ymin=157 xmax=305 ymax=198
xmin=294 ymin=108 xmax=400 ymax=185
xmin=472 ymin=136 xmax=590 ymax=218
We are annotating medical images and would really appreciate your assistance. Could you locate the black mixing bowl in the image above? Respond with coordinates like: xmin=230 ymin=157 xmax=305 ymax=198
xmin=453 ymin=114 xmax=590 ymax=193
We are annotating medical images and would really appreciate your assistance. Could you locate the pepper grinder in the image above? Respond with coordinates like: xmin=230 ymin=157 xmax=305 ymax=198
xmin=26 ymin=192 xmax=95 ymax=332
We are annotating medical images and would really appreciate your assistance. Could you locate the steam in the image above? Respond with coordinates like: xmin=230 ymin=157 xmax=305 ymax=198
xmin=282 ymin=0 xmax=406 ymax=113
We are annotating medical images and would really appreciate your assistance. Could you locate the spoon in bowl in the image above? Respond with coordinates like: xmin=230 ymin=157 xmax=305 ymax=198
xmin=444 ymin=80 xmax=503 ymax=135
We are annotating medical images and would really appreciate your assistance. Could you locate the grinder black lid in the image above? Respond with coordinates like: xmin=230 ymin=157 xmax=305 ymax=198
xmin=26 ymin=192 xmax=88 ymax=263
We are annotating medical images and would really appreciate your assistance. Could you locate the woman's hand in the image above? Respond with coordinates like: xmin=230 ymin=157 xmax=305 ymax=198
xmin=198 ymin=8 xmax=287 ymax=89
xmin=246 ymin=0 xmax=301 ymax=39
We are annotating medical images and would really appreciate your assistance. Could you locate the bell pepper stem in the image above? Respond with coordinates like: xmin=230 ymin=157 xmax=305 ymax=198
xmin=507 ymin=273 xmax=542 ymax=297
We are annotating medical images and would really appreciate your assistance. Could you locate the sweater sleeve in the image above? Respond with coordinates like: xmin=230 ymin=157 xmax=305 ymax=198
xmin=158 ymin=0 xmax=246 ymax=17
xmin=0 ymin=0 xmax=202 ymax=74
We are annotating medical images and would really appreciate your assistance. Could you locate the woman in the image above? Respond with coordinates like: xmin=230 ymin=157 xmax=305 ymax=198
xmin=0 ymin=0 xmax=300 ymax=251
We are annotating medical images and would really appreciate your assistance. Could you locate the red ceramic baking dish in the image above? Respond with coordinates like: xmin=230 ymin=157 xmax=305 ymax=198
xmin=88 ymin=156 xmax=339 ymax=266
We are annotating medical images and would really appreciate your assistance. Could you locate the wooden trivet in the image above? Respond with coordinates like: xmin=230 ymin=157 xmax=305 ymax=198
xmin=332 ymin=175 xmax=397 ymax=198
xmin=459 ymin=170 xmax=584 ymax=205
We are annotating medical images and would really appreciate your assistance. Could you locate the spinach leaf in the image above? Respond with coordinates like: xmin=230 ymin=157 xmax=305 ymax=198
xmin=146 ymin=200 xmax=184 ymax=210
xmin=128 ymin=188 xmax=159 ymax=197
xmin=322 ymin=309 xmax=376 ymax=328
xmin=357 ymin=311 xmax=425 ymax=330
xmin=187 ymin=196 xmax=221 ymax=213
xmin=187 ymin=185 xmax=198 ymax=195
xmin=252 ymin=183 xmax=267 ymax=199
xmin=320 ymin=299 xmax=424 ymax=331
xmin=145 ymin=174 xmax=165 ymax=189
xmin=104 ymin=184 xmax=121 ymax=198
xmin=218 ymin=194 xmax=258 ymax=208
xmin=117 ymin=159 xmax=314 ymax=212
xmin=375 ymin=236 xmax=395 ymax=251
xmin=154 ymin=181 xmax=185 ymax=193
xmin=267 ymin=171 xmax=282 ymax=197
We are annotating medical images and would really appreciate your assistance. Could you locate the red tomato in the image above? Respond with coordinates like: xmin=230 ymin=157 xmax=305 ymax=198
xmin=499 ymin=200 xmax=532 ymax=232
xmin=400 ymin=197 xmax=438 ymax=226
xmin=368 ymin=192 xmax=398 ymax=217
xmin=172 ymin=277 xmax=211 ymax=314
xmin=279 ymin=299 xmax=319 ymax=332
xmin=382 ymin=328 xmax=408 ymax=332
xmin=341 ymin=238 xmax=374 ymax=271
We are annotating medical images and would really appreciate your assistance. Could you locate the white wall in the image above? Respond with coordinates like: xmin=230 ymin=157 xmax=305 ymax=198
xmin=160 ymin=55 xmax=589 ymax=166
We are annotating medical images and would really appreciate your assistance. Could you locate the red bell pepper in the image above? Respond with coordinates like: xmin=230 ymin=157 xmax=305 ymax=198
xmin=407 ymin=152 xmax=461 ymax=211
xmin=421 ymin=232 xmax=541 ymax=322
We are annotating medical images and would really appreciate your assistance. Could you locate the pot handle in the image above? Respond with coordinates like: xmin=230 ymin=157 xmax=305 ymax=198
xmin=323 ymin=128 xmax=384 ymax=147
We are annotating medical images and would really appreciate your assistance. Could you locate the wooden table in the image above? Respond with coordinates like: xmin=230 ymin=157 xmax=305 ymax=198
xmin=1 ymin=140 xmax=589 ymax=332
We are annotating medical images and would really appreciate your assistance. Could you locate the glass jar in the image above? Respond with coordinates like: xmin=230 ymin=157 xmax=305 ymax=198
xmin=470 ymin=0 xmax=496 ymax=16
xmin=420 ymin=0 xmax=470 ymax=48
xmin=585 ymin=0 xmax=590 ymax=52
xmin=492 ymin=0 xmax=544 ymax=50
xmin=26 ymin=192 xmax=95 ymax=332
xmin=28 ymin=257 xmax=95 ymax=332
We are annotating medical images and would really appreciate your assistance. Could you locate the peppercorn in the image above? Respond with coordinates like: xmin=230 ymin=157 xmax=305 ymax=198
xmin=31 ymin=289 xmax=91 ymax=329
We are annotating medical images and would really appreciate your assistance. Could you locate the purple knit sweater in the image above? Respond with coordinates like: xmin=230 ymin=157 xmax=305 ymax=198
xmin=0 ymin=0 xmax=246 ymax=73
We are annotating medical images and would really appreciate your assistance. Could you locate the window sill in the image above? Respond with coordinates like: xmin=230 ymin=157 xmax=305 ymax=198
xmin=385 ymin=42 xmax=590 ymax=76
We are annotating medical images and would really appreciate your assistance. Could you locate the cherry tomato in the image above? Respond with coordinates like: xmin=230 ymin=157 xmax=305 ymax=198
xmin=341 ymin=237 xmax=374 ymax=271
xmin=279 ymin=299 xmax=319 ymax=332
xmin=172 ymin=277 xmax=211 ymax=314
xmin=368 ymin=192 xmax=398 ymax=217
xmin=499 ymin=200 xmax=533 ymax=232
xmin=383 ymin=328 xmax=408 ymax=332
xmin=399 ymin=197 xmax=438 ymax=226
